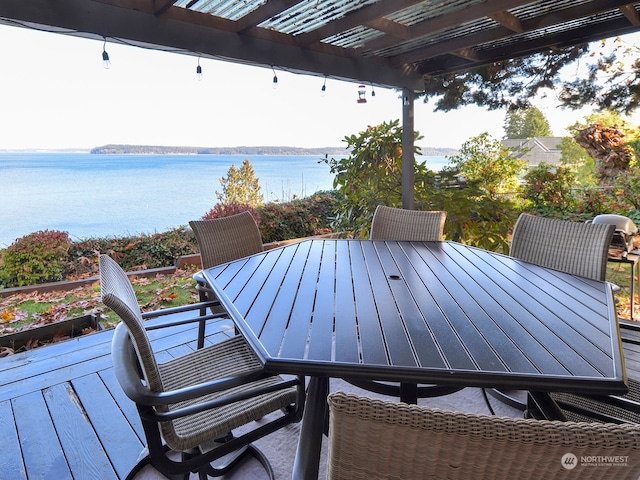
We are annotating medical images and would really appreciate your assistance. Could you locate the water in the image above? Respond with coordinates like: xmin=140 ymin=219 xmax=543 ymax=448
xmin=0 ymin=152 xmax=450 ymax=247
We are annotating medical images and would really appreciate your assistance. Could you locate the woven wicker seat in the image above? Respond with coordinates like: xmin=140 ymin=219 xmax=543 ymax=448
xmin=189 ymin=211 xmax=264 ymax=348
xmin=489 ymin=213 xmax=616 ymax=412
xmin=346 ymin=205 xmax=456 ymax=403
xmin=551 ymin=377 xmax=640 ymax=424
xmin=327 ymin=392 xmax=640 ymax=480
xmin=100 ymin=254 xmax=304 ymax=479
xmin=369 ymin=205 xmax=446 ymax=242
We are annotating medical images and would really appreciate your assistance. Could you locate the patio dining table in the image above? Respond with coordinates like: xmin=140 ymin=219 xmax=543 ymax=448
xmin=203 ymin=239 xmax=627 ymax=480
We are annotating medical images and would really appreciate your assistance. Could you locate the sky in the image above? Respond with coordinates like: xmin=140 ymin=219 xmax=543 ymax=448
xmin=0 ymin=23 xmax=636 ymax=152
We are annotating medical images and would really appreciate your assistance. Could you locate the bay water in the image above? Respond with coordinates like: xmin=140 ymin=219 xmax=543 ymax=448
xmin=0 ymin=152 xmax=449 ymax=247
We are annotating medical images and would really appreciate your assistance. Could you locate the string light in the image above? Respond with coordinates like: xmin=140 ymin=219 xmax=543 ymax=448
xmin=321 ymin=77 xmax=327 ymax=96
xmin=272 ymin=66 xmax=278 ymax=89
xmin=102 ymin=38 xmax=111 ymax=69
xmin=196 ymin=57 xmax=203 ymax=80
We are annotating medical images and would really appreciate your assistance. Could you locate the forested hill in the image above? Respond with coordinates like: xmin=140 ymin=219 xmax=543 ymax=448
xmin=90 ymin=145 xmax=348 ymax=155
xmin=90 ymin=144 xmax=458 ymax=156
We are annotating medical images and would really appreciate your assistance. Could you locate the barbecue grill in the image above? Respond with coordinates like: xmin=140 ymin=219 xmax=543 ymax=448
xmin=591 ymin=214 xmax=638 ymax=256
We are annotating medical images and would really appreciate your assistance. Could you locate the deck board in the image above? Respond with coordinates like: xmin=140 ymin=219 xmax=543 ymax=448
xmin=0 ymin=315 xmax=234 ymax=480
xmin=71 ymin=373 xmax=143 ymax=478
xmin=13 ymin=390 xmax=72 ymax=479
xmin=0 ymin=399 xmax=25 ymax=479
xmin=44 ymin=382 xmax=119 ymax=480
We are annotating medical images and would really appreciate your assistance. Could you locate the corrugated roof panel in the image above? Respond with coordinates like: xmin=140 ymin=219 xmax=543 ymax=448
xmin=324 ymin=26 xmax=383 ymax=49
xmin=373 ymin=17 xmax=497 ymax=58
xmin=477 ymin=9 xmax=624 ymax=51
xmin=510 ymin=0 xmax=593 ymax=21
xmin=259 ymin=0 xmax=379 ymax=35
xmin=387 ymin=0 xmax=486 ymax=25
xmin=175 ymin=0 xmax=266 ymax=20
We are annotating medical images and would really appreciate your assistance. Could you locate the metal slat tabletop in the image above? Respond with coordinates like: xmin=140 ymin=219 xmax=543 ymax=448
xmin=204 ymin=239 xmax=627 ymax=480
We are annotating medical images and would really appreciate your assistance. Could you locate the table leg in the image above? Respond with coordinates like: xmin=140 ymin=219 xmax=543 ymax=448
xmin=527 ymin=391 xmax=567 ymax=421
xmin=631 ymin=259 xmax=637 ymax=321
xmin=292 ymin=376 xmax=328 ymax=480
xmin=400 ymin=383 xmax=418 ymax=404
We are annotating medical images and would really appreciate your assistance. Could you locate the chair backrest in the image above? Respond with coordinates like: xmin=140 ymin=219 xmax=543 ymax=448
xmin=99 ymin=254 xmax=163 ymax=392
xmin=369 ymin=205 xmax=446 ymax=241
xmin=510 ymin=213 xmax=615 ymax=281
xmin=189 ymin=211 xmax=264 ymax=269
xmin=327 ymin=392 xmax=640 ymax=480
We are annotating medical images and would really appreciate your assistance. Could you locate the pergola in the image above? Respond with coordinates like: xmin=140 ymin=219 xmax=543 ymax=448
xmin=2 ymin=0 xmax=640 ymax=207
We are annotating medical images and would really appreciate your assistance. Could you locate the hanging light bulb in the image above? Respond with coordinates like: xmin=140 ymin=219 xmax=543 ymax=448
xmin=272 ymin=67 xmax=278 ymax=89
xmin=321 ymin=77 xmax=327 ymax=97
xmin=196 ymin=57 xmax=203 ymax=81
xmin=102 ymin=38 xmax=111 ymax=69
xmin=357 ymin=84 xmax=367 ymax=104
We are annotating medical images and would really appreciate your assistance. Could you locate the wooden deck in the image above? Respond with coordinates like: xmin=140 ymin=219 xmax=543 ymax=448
xmin=0 ymin=314 xmax=236 ymax=480
xmin=1 ymin=314 xmax=640 ymax=480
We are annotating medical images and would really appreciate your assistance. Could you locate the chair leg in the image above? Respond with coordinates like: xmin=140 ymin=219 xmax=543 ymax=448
xmin=195 ymin=444 xmax=275 ymax=479
xmin=485 ymin=388 xmax=527 ymax=411
xmin=126 ymin=446 xmax=189 ymax=480
xmin=197 ymin=285 xmax=208 ymax=349
xmin=125 ymin=449 xmax=151 ymax=480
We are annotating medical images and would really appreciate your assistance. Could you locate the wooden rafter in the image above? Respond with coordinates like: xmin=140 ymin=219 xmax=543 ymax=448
xmin=234 ymin=0 xmax=304 ymax=33
xmin=152 ymin=0 xmax=178 ymax=16
xmin=418 ymin=15 xmax=638 ymax=76
xmin=2 ymin=0 xmax=640 ymax=89
xmin=390 ymin=0 xmax=636 ymax=68
xmin=490 ymin=10 xmax=524 ymax=34
xmin=295 ymin=0 xmax=420 ymax=46
xmin=620 ymin=4 xmax=640 ymax=25
xmin=364 ymin=0 xmax=533 ymax=52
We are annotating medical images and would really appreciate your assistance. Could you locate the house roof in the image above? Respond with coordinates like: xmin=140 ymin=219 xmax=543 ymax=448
xmin=2 ymin=1 xmax=640 ymax=91
xmin=502 ymin=136 xmax=563 ymax=166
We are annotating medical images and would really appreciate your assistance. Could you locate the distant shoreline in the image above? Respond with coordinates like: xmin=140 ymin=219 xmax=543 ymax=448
xmin=0 ymin=145 xmax=459 ymax=156
xmin=89 ymin=144 xmax=349 ymax=156
xmin=89 ymin=144 xmax=459 ymax=156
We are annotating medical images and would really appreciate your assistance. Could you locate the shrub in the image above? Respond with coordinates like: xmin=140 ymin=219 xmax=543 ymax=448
xmin=199 ymin=196 xmax=338 ymax=244
xmin=201 ymin=203 xmax=260 ymax=224
xmin=0 ymin=230 xmax=72 ymax=287
xmin=66 ymin=227 xmax=198 ymax=275
xmin=257 ymin=193 xmax=338 ymax=243
xmin=522 ymin=163 xmax=577 ymax=214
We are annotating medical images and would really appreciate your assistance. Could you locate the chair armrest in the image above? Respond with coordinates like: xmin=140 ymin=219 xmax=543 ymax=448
xmin=141 ymin=300 xmax=220 ymax=319
xmin=111 ymin=323 xmax=300 ymax=417
xmin=140 ymin=300 xmax=226 ymax=331
xmin=150 ymin=377 xmax=302 ymax=422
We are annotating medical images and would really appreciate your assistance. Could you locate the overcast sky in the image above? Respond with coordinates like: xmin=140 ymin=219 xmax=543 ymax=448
xmin=0 ymin=23 xmax=635 ymax=151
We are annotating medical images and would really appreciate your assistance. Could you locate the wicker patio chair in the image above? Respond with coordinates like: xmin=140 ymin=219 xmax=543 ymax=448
xmin=346 ymin=205 xmax=456 ymax=402
xmin=369 ymin=205 xmax=446 ymax=241
xmin=189 ymin=211 xmax=264 ymax=348
xmin=488 ymin=213 xmax=616 ymax=412
xmin=100 ymin=254 xmax=304 ymax=480
xmin=509 ymin=212 xmax=615 ymax=281
xmin=326 ymin=391 xmax=640 ymax=480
